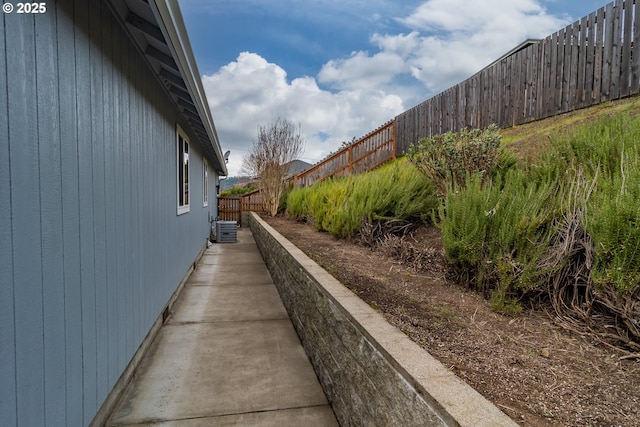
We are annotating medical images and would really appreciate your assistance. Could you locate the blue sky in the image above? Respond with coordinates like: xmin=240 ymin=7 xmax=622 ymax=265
xmin=178 ymin=0 xmax=609 ymax=176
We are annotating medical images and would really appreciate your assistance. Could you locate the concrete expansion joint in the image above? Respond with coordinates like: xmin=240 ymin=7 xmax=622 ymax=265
xmin=167 ymin=317 xmax=291 ymax=326
xmin=224 ymin=403 xmax=334 ymax=417
xmin=104 ymin=226 xmax=338 ymax=426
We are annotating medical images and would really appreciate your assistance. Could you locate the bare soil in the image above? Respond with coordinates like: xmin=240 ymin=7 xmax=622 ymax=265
xmin=263 ymin=215 xmax=640 ymax=427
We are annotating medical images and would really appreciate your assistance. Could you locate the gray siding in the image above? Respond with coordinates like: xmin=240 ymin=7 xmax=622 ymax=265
xmin=0 ymin=1 xmax=219 ymax=425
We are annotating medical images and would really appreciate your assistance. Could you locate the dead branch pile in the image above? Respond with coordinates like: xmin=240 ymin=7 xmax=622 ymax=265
xmin=359 ymin=220 xmax=442 ymax=272
xmin=540 ymin=211 xmax=640 ymax=358
xmin=358 ymin=219 xmax=415 ymax=247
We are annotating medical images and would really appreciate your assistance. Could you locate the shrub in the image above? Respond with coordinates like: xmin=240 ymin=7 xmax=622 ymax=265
xmin=438 ymin=168 xmax=560 ymax=312
xmin=221 ymin=186 xmax=257 ymax=196
xmin=439 ymin=112 xmax=640 ymax=342
xmin=407 ymin=124 xmax=502 ymax=195
xmin=286 ymin=158 xmax=438 ymax=238
xmin=576 ymin=114 xmax=640 ymax=295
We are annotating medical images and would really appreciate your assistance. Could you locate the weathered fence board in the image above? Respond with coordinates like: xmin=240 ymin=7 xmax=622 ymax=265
xmin=593 ymin=10 xmax=605 ymax=104
xmin=243 ymin=0 xmax=640 ymax=209
xmin=395 ymin=0 xmax=640 ymax=151
xmin=576 ymin=18 xmax=587 ymax=109
xmin=587 ymin=12 xmax=597 ymax=105
xmin=290 ymin=120 xmax=396 ymax=188
xmin=218 ymin=196 xmax=240 ymax=223
xmin=632 ymin=1 xmax=640 ymax=92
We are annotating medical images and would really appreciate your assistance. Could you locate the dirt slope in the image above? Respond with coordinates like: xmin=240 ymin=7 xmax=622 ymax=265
xmin=263 ymin=215 xmax=640 ymax=427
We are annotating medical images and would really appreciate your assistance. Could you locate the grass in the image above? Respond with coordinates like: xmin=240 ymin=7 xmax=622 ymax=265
xmin=500 ymin=96 xmax=640 ymax=160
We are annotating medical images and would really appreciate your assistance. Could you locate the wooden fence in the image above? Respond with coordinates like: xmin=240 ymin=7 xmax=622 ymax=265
xmin=221 ymin=0 xmax=640 ymax=214
xmin=289 ymin=120 xmax=396 ymax=188
xmin=224 ymin=121 xmax=396 ymax=218
xmin=240 ymin=189 xmax=265 ymax=213
xmin=218 ymin=190 xmax=266 ymax=225
xmin=218 ymin=195 xmax=241 ymax=223
xmin=396 ymin=0 xmax=640 ymax=154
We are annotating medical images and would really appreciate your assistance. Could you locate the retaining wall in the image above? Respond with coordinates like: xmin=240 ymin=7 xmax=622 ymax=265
xmin=249 ymin=212 xmax=517 ymax=427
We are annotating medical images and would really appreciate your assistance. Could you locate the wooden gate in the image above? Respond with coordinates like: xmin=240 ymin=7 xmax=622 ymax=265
xmin=218 ymin=195 xmax=240 ymax=223
xmin=218 ymin=191 xmax=266 ymax=226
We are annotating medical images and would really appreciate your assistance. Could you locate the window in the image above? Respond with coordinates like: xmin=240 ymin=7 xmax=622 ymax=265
xmin=177 ymin=125 xmax=189 ymax=214
xmin=203 ymin=161 xmax=209 ymax=207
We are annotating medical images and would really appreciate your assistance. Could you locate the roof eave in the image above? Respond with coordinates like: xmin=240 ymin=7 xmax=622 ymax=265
xmin=150 ymin=0 xmax=228 ymax=176
xmin=106 ymin=0 xmax=228 ymax=176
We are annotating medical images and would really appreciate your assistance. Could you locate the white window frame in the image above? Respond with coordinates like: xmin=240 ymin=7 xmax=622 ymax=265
xmin=176 ymin=124 xmax=190 ymax=215
xmin=203 ymin=160 xmax=209 ymax=207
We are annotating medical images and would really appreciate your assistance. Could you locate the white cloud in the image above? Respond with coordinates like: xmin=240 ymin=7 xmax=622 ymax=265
xmin=319 ymin=0 xmax=568 ymax=95
xmin=202 ymin=0 xmax=571 ymax=176
xmin=401 ymin=0 xmax=558 ymax=35
xmin=203 ymin=52 xmax=404 ymax=176
xmin=318 ymin=51 xmax=406 ymax=91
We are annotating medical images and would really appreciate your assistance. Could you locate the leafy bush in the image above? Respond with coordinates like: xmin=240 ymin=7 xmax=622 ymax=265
xmin=438 ymin=113 xmax=640 ymax=340
xmin=407 ymin=125 xmax=502 ymax=195
xmin=438 ymin=168 xmax=561 ymax=313
xmin=286 ymin=158 xmax=438 ymax=238
xmin=221 ymin=186 xmax=257 ymax=196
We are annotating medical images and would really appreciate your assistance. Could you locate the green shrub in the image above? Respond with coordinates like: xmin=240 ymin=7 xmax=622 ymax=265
xmin=438 ymin=168 xmax=560 ymax=309
xmin=407 ymin=124 xmax=502 ymax=195
xmin=587 ymin=178 xmax=640 ymax=294
xmin=575 ymin=114 xmax=640 ymax=295
xmin=285 ymin=185 xmax=310 ymax=220
xmin=285 ymin=158 xmax=438 ymax=238
xmin=438 ymin=113 xmax=640 ymax=314
xmin=221 ymin=186 xmax=257 ymax=196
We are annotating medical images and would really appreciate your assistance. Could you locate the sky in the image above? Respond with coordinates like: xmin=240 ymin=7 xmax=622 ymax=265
xmin=178 ymin=0 xmax=609 ymax=176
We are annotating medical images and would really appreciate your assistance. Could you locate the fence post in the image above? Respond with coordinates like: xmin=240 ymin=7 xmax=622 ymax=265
xmin=391 ymin=119 xmax=397 ymax=159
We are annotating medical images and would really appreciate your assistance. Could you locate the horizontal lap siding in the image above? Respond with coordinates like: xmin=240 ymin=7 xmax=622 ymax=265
xmin=0 ymin=0 xmax=216 ymax=425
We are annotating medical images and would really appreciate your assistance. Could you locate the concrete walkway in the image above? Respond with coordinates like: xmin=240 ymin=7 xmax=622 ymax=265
xmin=107 ymin=227 xmax=338 ymax=426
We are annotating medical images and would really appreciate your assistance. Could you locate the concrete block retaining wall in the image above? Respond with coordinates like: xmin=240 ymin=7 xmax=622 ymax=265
xmin=249 ymin=213 xmax=517 ymax=427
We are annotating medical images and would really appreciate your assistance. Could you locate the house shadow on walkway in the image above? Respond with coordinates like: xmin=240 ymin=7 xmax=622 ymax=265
xmin=107 ymin=227 xmax=338 ymax=426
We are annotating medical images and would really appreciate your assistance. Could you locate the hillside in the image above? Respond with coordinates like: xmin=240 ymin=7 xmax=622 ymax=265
xmin=501 ymin=95 xmax=640 ymax=160
xmin=268 ymin=98 xmax=640 ymax=425
xmin=264 ymin=213 xmax=640 ymax=426
xmin=219 ymin=176 xmax=253 ymax=191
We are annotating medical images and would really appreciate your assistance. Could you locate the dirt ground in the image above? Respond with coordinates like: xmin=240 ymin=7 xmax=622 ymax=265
xmin=262 ymin=215 xmax=640 ymax=427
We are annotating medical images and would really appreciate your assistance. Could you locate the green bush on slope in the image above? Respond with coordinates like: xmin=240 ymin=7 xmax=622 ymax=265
xmin=287 ymin=115 xmax=640 ymax=351
xmin=435 ymin=116 xmax=640 ymax=351
xmin=407 ymin=125 xmax=502 ymax=195
xmin=286 ymin=158 xmax=438 ymax=238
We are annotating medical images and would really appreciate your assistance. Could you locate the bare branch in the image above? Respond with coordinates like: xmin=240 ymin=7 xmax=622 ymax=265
xmin=242 ymin=117 xmax=305 ymax=216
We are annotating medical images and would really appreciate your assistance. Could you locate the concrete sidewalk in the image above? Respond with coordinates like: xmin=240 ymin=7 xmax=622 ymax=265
xmin=107 ymin=227 xmax=338 ymax=426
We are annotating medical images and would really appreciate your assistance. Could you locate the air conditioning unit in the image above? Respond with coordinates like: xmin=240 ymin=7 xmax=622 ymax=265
xmin=216 ymin=221 xmax=237 ymax=243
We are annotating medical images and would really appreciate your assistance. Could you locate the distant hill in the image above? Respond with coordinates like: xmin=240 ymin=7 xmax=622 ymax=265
xmin=219 ymin=176 xmax=253 ymax=192
xmin=220 ymin=160 xmax=313 ymax=192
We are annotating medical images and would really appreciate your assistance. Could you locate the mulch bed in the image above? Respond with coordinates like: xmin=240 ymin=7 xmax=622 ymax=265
xmin=263 ymin=215 xmax=640 ymax=427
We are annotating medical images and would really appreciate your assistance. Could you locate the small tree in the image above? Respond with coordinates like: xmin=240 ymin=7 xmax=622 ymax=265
xmin=242 ymin=117 xmax=305 ymax=216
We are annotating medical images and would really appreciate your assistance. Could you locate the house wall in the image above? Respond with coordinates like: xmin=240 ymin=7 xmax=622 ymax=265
xmin=0 ymin=1 xmax=219 ymax=425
